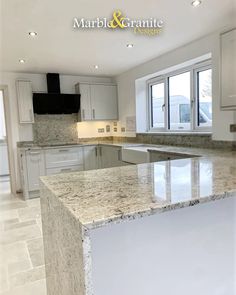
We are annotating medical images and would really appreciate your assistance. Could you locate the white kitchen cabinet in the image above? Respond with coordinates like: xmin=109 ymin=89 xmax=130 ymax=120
xmin=25 ymin=150 xmax=45 ymax=192
xmin=16 ymin=80 xmax=34 ymax=123
xmin=220 ymin=28 xmax=236 ymax=109
xmin=83 ymin=146 xmax=99 ymax=170
xmin=45 ymin=147 xmax=84 ymax=169
xmin=76 ymin=84 xmax=92 ymax=120
xmin=45 ymin=146 xmax=84 ymax=175
xmin=46 ymin=165 xmax=84 ymax=175
xmin=99 ymin=146 xmax=125 ymax=168
xmin=19 ymin=144 xmax=128 ymax=199
xmin=90 ymin=85 xmax=118 ymax=120
xmin=75 ymin=83 xmax=118 ymax=121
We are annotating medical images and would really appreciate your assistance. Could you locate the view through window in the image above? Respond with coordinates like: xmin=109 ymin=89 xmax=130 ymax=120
xmin=149 ymin=61 xmax=212 ymax=132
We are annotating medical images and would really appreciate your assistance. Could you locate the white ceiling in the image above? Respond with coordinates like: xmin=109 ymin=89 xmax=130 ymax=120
xmin=1 ymin=0 xmax=235 ymax=76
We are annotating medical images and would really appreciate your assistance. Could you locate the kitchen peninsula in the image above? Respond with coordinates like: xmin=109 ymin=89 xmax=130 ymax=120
xmin=40 ymin=147 xmax=236 ymax=295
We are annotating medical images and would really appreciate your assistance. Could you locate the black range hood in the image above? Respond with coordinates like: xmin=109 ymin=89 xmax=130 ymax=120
xmin=33 ymin=73 xmax=80 ymax=114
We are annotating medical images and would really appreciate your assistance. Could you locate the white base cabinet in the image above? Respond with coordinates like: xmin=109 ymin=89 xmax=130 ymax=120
xmin=26 ymin=150 xmax=45 ymax=191
xmin=99 ymin=146 xmax=125 ymax=168
xmin=19 ymin=149 xmax=45 ymax=199
xmin=83 ymin=146 xmax=99 ymax=170
xmin=19 ymin=145 xmax=127 ymax=199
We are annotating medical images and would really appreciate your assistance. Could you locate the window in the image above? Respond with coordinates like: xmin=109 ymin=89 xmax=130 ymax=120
xmin=196 ymin=68 xmax=212 ymax=128
xmin=169 ymin=72 xmax=191 ymax=130
xmin=179 ymin=104 xmax=190 ymax=123
xmin=148 ymin=61 xmax=212 ymax=132
xmin=150 ymin=82 xmax=165 ymax=129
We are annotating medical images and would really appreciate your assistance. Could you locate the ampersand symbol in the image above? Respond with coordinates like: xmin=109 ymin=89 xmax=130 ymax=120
xmin=109 ymin=10 xmax=126 ymax=29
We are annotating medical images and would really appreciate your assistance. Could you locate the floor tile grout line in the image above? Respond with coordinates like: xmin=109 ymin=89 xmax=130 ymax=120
xmin=0 ymin=190 xmax=46 ymax=294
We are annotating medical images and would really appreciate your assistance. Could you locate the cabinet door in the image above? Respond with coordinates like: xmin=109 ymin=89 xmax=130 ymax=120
xmin=79 ymin=84 xmax=92 ymax=120
xmin=100 ymin=146 xmax=123 ymax=168
xmin=26 ymin=150 xmax=45 ymax=191
xmin=90 ymin=85 xmax=118 ymax=120
xmin=45 ymin=147 xmax=84 ymax=169
xmin=46 ymin=165 xmax=84 ymax=175
xmin=221 ymin=29 xmax=236 ymax=109
xmin=83 ymin=146 xmax=99 ymax=170
xmin=16 ymin=80 xmax=34 ymax=123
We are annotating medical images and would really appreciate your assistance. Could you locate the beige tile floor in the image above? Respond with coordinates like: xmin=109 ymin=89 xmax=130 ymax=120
xmin=0 ymin=179 xmax=47 ymax=295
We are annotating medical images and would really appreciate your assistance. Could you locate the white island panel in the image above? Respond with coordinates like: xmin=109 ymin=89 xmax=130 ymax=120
xmin=91 ymin=197 xmax=236 ymax=295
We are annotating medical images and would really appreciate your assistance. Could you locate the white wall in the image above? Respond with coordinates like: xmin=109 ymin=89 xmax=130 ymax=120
xmin=115 ymin=31 xmax=236 ymax=141
xmin=0 ymin=72 xmax=113 ymax=191
xmin=0 ymin=143 xmax=9 ymax=176
xmin=76 ymin=121 xmax=115 ymax=138
xmin=91 ymin=197 xmax=236 ymax=295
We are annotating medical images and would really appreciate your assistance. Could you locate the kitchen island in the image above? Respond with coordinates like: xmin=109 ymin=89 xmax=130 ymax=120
xmin=40 ymin=152 xmax=236 ymax=295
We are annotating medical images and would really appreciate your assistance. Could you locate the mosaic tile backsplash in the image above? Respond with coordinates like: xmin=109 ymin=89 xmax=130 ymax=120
xmin=33 ymin=114 xmax=78 ymax=144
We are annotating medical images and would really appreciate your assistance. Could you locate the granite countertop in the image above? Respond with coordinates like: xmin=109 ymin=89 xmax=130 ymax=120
xmin=17 ymin=140 xmax=140 ymax=149
xmin=16 ymin=140 xmax=236 ymax=157
xmin=40 ymin=147 xmax=236 ymax=230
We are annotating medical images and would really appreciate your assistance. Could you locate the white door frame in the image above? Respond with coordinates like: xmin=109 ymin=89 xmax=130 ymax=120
xmin=0 ymin=85 xmax=17 ymax=195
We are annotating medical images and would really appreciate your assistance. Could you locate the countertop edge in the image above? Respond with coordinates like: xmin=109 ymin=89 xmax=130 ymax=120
xmin=83 ymin=190 xmax=236 ymax=230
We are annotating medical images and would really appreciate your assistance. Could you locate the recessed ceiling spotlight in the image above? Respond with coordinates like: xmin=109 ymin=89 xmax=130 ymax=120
xmin=29 ymin=31 xmax=37 ymax=37
xmin=191 ymin=0 xmax=202 ymax=7
xmin=19 ymin=59 xmax=25 ymax=64
xmin=94 ymin=65 xmax=99 ymax=69
xmin=126 ymin=43 xmax=134 ymax=48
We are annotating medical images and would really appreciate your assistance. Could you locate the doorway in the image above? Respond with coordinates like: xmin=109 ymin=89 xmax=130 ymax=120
xmin=0 ymin=89 xmax=11 ymax=194
xmin=0 ymin=86 xmax=16 ymax=196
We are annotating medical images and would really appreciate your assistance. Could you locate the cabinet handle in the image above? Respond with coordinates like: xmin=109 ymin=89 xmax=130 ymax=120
xmin=92 ymin=109 xmax=95 ymax=119
xmin=99 ymin=146 xmax=102 ymax=157
xmin=29 ymin=151 xmax=40 ymax=155
xmin=60 ymin=168 xmax=72 ymax=172
xmin=82 ymin=109 xmax=85 ymax=119
xmin=118 ymin=149 xmax=121 ymax=161
xmin=58 ymin=149 xmax=69 ymax=152
xmin=95 ymin=147 xmax=98 ymax=157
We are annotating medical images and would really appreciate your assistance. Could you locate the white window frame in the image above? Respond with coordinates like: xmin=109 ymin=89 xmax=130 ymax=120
xmin=147 ymin=60 xmax=212 ymax=133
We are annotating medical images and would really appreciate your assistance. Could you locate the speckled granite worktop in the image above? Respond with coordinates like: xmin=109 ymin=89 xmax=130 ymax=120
xmin=40 ymin=146 xmax=236 ymax=229
xmin=17 ymin=140 xmax=133 ymax=149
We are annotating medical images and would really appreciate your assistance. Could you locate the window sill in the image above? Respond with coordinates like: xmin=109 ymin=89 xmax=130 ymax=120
xmin=138 ymin=132 xmax=212 ymax=136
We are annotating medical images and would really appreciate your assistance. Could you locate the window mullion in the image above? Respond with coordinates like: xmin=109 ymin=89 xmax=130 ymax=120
xmin=191 ymin=69 xmax=195 ymax=131
xmin=164 ymin=76 xmax=169 ymax=131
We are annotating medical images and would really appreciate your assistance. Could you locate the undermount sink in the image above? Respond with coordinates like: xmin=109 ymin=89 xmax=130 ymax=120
xmin=121 ymin=148 xmax=150 ymax=164
xmin=121 ymin=145 xmax=199 ymax=164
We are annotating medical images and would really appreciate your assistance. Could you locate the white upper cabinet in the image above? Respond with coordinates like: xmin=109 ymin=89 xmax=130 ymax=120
xmin=76 ymin=83 xmax=92 ymax=120
xmin=90 ymin=84 xmax=118 ymax=120
xmin=16 ymin=80 xmax=34 ymax=123
xmin=76 ymin=83 xmax=118 ymax=121
xmin=220 ymin=29 xmax=236 ymax=109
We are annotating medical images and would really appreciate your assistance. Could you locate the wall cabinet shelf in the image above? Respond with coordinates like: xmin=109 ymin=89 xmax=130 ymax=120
xmin=75 ymin=83 xmax=118 ymax=121
xmin=220 ymin=28 xmax=236 ymax=110
xmin=16 ymin=80 xmax=34 ymax=123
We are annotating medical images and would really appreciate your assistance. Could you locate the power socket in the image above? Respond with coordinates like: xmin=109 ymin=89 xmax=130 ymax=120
xmin=98 ymin=128 xmax=105 ymax=133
